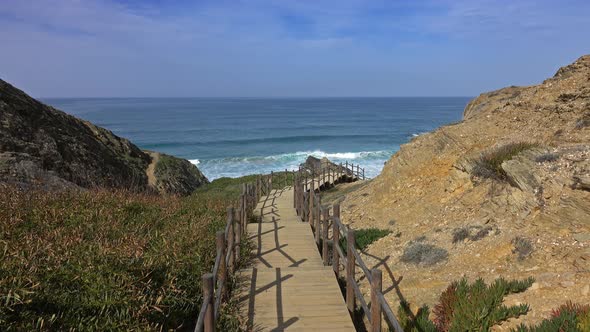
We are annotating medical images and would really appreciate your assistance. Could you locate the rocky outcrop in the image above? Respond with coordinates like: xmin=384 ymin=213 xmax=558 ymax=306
xmin=150 ymin=152 xmax=208 ymax=196
xmin=342 ymin=55 xmax=590 ymax=328
xmin=0 ymin=79 xmax=208 ymax=195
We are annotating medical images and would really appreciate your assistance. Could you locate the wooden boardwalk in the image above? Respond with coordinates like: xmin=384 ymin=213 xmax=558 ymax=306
xmin=239 ymin=187 xmax=356 ymax=331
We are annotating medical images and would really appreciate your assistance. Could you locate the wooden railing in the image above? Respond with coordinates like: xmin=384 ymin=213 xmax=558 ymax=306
xmin=194 ymin=177 xmax=268 ymax=332
xmin=294 ymin=167 xmax=402 ymax=332
xmin=195 ymin=162 xmax=367 ymax=331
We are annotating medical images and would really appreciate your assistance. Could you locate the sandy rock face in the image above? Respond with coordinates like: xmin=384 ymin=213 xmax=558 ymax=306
xmin=342 ymin=55 xmax=590 ymax=327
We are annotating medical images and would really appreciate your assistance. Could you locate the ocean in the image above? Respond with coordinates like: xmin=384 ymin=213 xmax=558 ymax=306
xmin=43 ymin=97 xmax=470 ymax=180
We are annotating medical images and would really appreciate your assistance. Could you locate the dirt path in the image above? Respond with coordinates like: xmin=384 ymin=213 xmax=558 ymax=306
xmin=146 ymin=151 xmax=160 ymax=187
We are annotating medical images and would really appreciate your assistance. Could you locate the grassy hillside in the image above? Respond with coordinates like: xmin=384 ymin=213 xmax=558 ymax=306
xmin=0 ymin=175 xmax=262 ymax=331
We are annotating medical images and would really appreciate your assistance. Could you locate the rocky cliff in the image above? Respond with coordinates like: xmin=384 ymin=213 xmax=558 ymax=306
xmin=342 ymin=56 xmax=590 ymax=327
xmin=0 ymin=79 xmax=208 ymax=195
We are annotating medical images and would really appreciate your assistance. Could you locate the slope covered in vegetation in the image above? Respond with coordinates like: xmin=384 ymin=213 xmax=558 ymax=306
xmin=0 ymin=175 xmax=259 ymax=331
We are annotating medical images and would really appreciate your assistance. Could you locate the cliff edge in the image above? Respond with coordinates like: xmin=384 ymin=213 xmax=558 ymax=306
xmin=342 ymin=56 xmax=590 ymax=327
xmin=0 ymin=79 xmax=208 ymax=195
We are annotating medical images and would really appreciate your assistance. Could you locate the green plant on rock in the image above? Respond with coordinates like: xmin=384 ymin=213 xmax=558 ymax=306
xmin=447 ymin=278 xmax=532 ymax=331
xmin=472 ymin=142 xmax=538 ymax=181
xmin=397 ymin=277 xmax=534 ymax=332
xmin=397 ymin=301 xmax=437 ymax=332
xmin=513 ymin=302 xmax=590 ymax=332
xmin=339 ymin=228 xmax=391 ymax=252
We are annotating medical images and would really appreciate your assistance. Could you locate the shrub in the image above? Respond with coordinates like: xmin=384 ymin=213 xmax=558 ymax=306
xmin=535 ymin=153 xmax=559 ymax=163
xmin=355 ymin=228 xmax=391 ymax=250
xmin=340 ymin=228 xmax=391 ymax=251
xmin=400 ymin=242 xmax=448 ymax=266
xmin=472 ymin=142 xmax=538 ymax=180
xmin=512 ymin=236 xmax=534 ymax=260
xmin=452 ymin=228 xmax=469 ymax=243
xmin=400 ymin=277 xmax=534 ymax=332
xmin=574 ymin=112 xmax=590 ymax=129
xmin=514 ymin=302 xmax=590 ymax=331
xmin=470 ymin=226 xmax=493 ymax=241
xmin=398 ymin=301 xmax=437 ymax=332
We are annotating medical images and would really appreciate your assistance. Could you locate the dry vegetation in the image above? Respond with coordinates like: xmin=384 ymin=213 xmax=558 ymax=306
xmin=0 ymin=175 xmax=258 ymax=331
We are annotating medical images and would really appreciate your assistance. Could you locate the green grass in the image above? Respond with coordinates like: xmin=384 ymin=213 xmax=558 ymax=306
xmin=340 ymin=228 xmax=391 ymax=252
xmin=0 ymin=173 xmax=258 ymax=331
xmin=354 ymin=228 xmax=391 ymax=250
xmin=472 ymin=142 xmax=538 ymax=181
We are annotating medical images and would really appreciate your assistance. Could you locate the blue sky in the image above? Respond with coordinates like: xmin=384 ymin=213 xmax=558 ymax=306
xmin=1 ymin=0 xmax=589 ymax=97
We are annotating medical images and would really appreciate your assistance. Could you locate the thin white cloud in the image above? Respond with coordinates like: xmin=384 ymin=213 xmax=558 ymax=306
xmin=0 ymin=0 xmax=588 ymax=97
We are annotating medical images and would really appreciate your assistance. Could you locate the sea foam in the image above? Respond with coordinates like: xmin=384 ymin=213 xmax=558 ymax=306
xmin=196 ymin=149 xmax=396 ymax=180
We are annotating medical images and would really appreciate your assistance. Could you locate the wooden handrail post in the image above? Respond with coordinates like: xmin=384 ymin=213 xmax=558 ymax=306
xmin=371 ymin=269 xmax=382 ymax=332
xmin=322 ymin=207 xmax=329 ymax=265
xmin=270 ymin=171 xmax=273 ymax=191
xmin=346 ymin=229 xmax=356 ymax=312
xmin=216 ymin=231 xmax=227 ymax=298
xmin=227 ymin=214 xmax=235 ymax=274
xmin=362 ymin=168 xmax=365 ymax=180
xmin=309 ymin=180 xmax=315 ymax=225
xmin=299 ymin=182 xmax=304 ymax=219
xmin=332 ymin=203 xmax=340 ymax=277
xmin=293 ymin=173 xmax=297 ymax=209
xmin=301 ymin=191 xmax=309 ymax=221
xmin=203 ymin=273 xmax=215 ymax=332
xmin=230 ymin=207 xmax=240 ymax=263
xmin=315 ymin=198 xmax=321 ymax=244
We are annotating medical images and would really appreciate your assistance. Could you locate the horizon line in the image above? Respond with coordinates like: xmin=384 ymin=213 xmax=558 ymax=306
xmin=40 ymin=95 xmax=475 ymax=99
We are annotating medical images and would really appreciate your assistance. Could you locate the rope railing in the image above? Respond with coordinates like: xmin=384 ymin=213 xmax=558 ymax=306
xmin=293 ymin=165 xmax=402 ymax=332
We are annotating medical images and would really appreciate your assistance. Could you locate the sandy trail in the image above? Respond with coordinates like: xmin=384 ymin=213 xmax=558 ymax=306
xmin=146 ymin=151 xmax=160 ymax=187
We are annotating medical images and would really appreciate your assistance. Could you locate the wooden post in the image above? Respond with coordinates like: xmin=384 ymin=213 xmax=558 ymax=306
xmin=371 ymin=269 xmax=382 ymax=332
xmin=203 ymin=273 xmax=214 ymax=332
xmin=346 ymin=229 xmax=356 ymax=312
xmin=293 ymin=173 xmax=297 ymax=208
xmin=243 ymin=193 xmax=247 ymax=227
xmin=332 ymin=203 xmax=340 ymax=277
xmin=315 ymin=200 xmax=321 ymax=244
xmin=303 ymin=192 xmax=308 ymax=222
xmin=299 ymin=182 xmax=304 ymax=219
xmin=362 ymin=168 xmax=365 ymax=180
xmin=230 ymin=207 xmax=240 ymax=263
xmin=309 ymin=180 xmax=315 ymax=225
xmin=270 ymin=171 xmax=273 ymax=191
xmin=322 ymin=207 xmax=329 ymax=265
xmin=227 ymin=213 xmax=235 ymax=274
xmin=216 ymin=231 xmax=227 ymax=298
